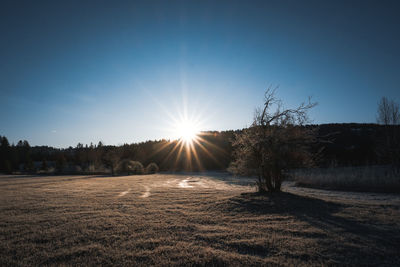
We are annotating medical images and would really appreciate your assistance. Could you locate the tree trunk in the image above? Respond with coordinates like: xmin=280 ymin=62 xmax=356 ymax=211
xmin=272 ymin=169 xmax=283 ymax=192
xmin=262 ymin=169 xmax=282 ymax=192
xmin=272 ymin=176 xmax=282 ymax=192
xmin=257 ymin=170 xmax=266 ymax=192
xmin=263 ymin=170 xmax=274 ymax=192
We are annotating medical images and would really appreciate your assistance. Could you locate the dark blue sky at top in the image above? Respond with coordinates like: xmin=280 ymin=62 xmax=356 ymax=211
xmin=1 ymin=0 xmax=399 ymax=147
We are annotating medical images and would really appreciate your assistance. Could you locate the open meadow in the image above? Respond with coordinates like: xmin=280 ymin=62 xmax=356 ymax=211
xmin=1 ymin=173 xmax=400 ymax=266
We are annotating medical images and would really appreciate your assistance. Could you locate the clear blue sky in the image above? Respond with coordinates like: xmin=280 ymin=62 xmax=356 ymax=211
xmin=1 ymin=0 xmax=399 ymax=147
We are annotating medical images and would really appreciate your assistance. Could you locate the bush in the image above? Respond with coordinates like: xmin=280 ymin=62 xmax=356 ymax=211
xmin=230 ymin=88 xmax=317 ymax=192
xmin=117 ymin=159 xmax=144 ymax=175
xmin=146 ymin=162 xmax=159 ymax=174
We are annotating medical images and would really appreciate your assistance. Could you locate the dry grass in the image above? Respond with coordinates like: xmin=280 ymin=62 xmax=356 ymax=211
xmin=0 ymin=173 xmax=399 ymax=266
xmin=293 ymin=166 xmax=400 ymax=193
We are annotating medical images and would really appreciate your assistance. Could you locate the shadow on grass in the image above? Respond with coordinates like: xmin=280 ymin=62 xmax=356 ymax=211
xmin=224 ymin=192 xmax=399 ymax=250
xmin=227 ymin=192 xmax=341 ymax=215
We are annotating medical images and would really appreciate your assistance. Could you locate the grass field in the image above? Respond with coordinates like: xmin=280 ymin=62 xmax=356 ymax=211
xmin=293 ymin=166 xmax=400 ymax=193
xmin=1 ymin=173 xmax=399 ymax=266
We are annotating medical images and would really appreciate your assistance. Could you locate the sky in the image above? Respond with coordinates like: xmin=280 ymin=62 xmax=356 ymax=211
xmin=1 ymin=0 xmax=400 ymax=147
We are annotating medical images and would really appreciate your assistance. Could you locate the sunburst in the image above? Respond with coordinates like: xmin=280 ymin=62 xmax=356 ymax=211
xmin=147 ymin=90 xmax=223 ymax=171
xmin=174 ymin=119 xmax=200 ymax=145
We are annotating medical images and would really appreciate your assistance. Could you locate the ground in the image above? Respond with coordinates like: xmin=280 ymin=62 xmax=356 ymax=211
xmin=0 ymin=173 xmax=399 ymax=266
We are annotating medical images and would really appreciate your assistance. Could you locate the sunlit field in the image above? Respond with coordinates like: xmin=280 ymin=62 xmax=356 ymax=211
xmin=1 ymin=173 xmax=399 ymax=266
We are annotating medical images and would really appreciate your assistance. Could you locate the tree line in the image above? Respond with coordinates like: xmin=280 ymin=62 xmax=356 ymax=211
xmin=1 ymin=95 xmax=399 ymax=184
xmin=0 ymin=123 xmax=398 ymax=175
xmin=0 ymin=131 xmax=234 ymax=174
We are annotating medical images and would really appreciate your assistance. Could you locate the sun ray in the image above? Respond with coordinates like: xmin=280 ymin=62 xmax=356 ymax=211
xmin=141 ymin=88 xmax=218 ymax=171
xmin=158 ymin=140 xmax=184 ymax=169
xmin=192 ymin=137 xmax=222 ymax=167
xmin=148 ymin=140 xmax=174 ymax=158
xmin=195 ymin=135 xmax=230 ymax=155
xmin=173 ymin=139 xmax=186 ymax=170
xmin=189 ymin=140 xmax=204 ymax=171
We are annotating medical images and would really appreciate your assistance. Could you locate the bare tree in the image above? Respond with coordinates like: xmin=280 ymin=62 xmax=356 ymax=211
xmin=377 ymin=97 xmax=400 ymax=125
xmin=229 ymin=87 xmax=317 ymax=192
xmin=376 ymin=97 xmax=400 ymax=168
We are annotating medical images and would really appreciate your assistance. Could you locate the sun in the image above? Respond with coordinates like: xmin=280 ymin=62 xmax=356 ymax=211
xmin=175 ymin=119 xmax=199 ymax=144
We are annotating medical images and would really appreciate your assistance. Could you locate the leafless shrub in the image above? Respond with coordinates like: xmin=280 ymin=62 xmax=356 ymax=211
xmin=146 ymin=162 xmax=159 ymax=174
xmin=117 ymin=160 xmax=144 ymax=175
xmin=376 ymin=97 xmax=400 ymax=169
xmin=377 ymin=97 xmax=400 ymax=125
xmin=229 ymin=87 xmax=318 ymax=192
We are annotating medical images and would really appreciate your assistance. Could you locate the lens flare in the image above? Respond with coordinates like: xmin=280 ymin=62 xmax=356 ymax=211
xmin=175 ymin=119 xmax=199 ymax=144
xmin=145 ymin=89 xmax=222 ymax=171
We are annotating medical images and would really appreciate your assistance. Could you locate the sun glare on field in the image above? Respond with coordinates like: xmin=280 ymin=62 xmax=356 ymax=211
xmin=175 ymin=119 xmax=199 ymax=144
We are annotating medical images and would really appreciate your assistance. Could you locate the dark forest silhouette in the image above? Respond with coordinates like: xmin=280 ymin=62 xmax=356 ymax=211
xmin=0 ymin=123 xmax=399 ymax=175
